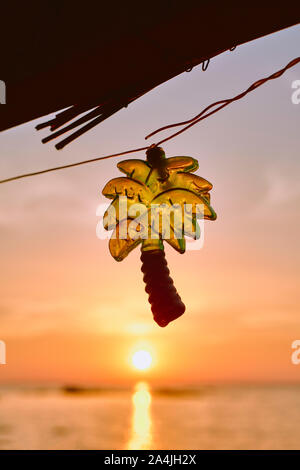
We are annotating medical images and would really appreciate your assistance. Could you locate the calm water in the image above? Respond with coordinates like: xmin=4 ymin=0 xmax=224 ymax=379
xmin=0 ymin=383 xmax=300 ymax=450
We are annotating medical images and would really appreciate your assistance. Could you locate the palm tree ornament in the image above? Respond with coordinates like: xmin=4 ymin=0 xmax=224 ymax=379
xmin=102 ymin=146 xmax=216 ymax=327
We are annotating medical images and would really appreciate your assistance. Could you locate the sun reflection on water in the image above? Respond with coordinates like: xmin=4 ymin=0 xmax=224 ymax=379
xmin=127 ymin=381 xmax=152 ymax=450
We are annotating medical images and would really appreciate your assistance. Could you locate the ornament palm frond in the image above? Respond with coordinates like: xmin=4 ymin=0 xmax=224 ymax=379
xmin=102 ymin=147 xmax=216 ymax=327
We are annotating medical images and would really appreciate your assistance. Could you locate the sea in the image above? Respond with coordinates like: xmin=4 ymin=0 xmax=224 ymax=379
xmin=0 ymin=382 xmax=300 ymax=450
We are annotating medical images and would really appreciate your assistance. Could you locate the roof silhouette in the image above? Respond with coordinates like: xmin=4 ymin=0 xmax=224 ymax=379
xmin=0 ymin=2 xmax=298 ymax=148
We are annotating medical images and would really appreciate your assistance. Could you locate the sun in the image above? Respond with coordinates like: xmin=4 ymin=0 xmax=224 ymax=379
xmin=132 ymin=350 xmax=152 ymax=371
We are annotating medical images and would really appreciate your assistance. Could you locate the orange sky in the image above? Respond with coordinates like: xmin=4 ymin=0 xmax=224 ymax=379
xmin=0 ymin=25 xmax=300 ymax=386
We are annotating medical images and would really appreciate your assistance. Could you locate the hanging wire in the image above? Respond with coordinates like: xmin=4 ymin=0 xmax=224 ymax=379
xmin=0 ymin=146 xmax=149 ymax=184
xmin=146 ymin=56 xmax=300 ymax=145
xmin=202 ymin=59 xmax=210 ymax=71
xmin=0 ymin=56 xmax=299 ymax=185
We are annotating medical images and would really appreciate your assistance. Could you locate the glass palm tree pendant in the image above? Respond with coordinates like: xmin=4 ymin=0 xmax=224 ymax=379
xmin=102 ymin=146 xmax=216 ymax=327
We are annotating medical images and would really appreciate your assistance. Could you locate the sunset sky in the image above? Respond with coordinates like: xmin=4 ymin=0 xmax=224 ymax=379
xmin=0 ymin=24 xmax=300 ymax=386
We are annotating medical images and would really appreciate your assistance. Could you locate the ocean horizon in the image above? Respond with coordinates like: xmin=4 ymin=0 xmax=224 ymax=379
xmin=1 ymin=383 xmax=300 ymax=450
